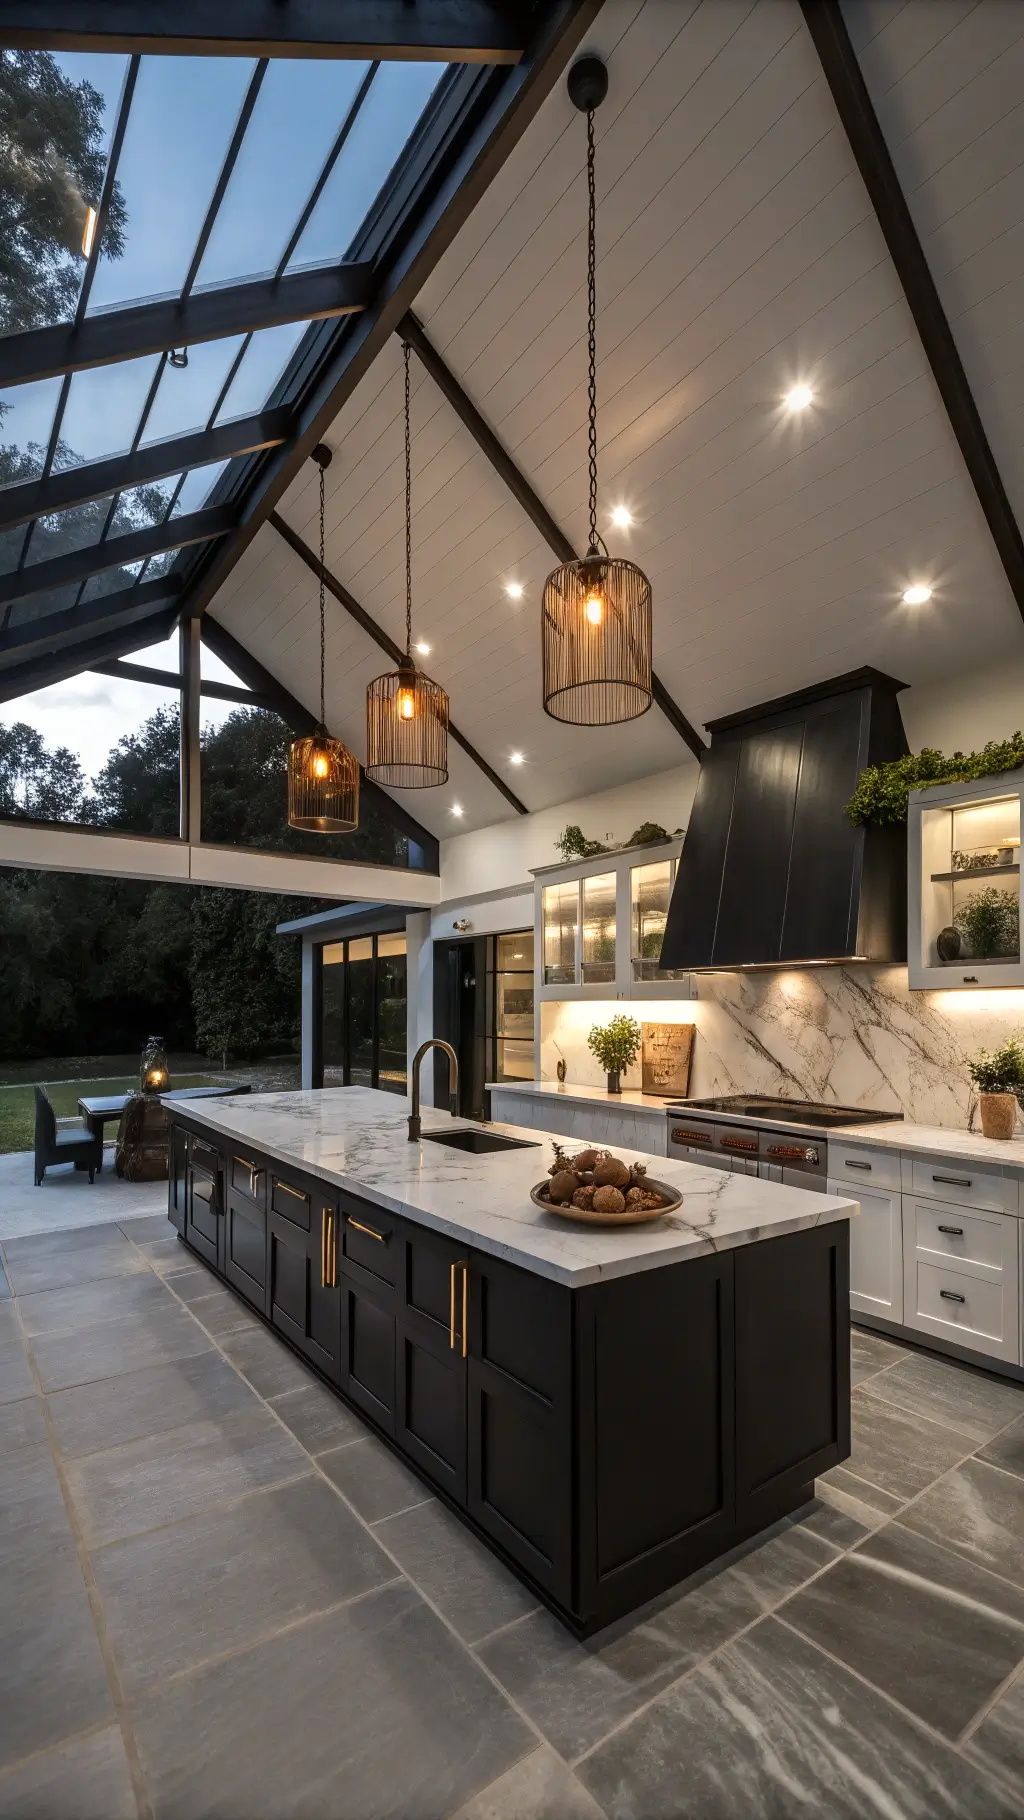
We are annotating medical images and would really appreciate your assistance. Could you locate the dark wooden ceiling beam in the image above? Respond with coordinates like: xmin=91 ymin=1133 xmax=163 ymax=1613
xmin=2 ymin=1 xmax=533 ymax=61
xmin=800 ymin=0 xmax=1024 ymax=626
xmin=0 ymin=265 xmax=373 ymax=390
xmin=270 ymin=511 xmax=528 ymax=815
xmin=89 ymin=657 xmax=274 ymax=709
xmin=0 ymin=410 xmax=292 ymax=536
xmin=400 ymin=311 xmax=706 ymax=760
xmin=0 ymin=578 xmax=182 ymax=669
xmin=0 ymin=607 xmax=183 ymax=705
xmin=0 ymin=507 xmax=234 ymax=609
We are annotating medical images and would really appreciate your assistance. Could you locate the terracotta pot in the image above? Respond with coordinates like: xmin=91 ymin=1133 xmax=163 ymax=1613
xmin=979 ymin=1092 xmax=1017 ymax=1140
xmin=606 ymin=1071 xmax=622 ymax=1095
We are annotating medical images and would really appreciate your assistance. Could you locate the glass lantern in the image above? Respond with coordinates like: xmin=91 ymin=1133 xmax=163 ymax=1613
xmin=140 ymin=1035 xmax=170 ymax=1095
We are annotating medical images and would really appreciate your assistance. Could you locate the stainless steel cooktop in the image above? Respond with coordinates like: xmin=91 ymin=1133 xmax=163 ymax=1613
xmin=670 ymin=1095 xmax=902 ymax=1131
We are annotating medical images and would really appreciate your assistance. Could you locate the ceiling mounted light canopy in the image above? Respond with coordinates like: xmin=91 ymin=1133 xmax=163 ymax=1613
xmin=542 ymin=56 xmax=652 ymax=728
xmin=365 ymin=342 xmax=449 ymax=788
xmin=287 ymin=444 xmax=359 ymax=833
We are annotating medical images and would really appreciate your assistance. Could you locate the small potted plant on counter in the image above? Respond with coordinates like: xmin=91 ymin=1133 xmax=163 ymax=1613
xmin=967 ymin=1038 xmax=1024 ymax=1139
xmin=587 ymin=1014 xmax=641 ymax=1095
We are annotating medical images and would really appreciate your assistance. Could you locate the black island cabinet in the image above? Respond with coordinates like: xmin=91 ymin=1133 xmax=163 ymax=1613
xmin=168 ymin=1115 xmax=850 ymax=1633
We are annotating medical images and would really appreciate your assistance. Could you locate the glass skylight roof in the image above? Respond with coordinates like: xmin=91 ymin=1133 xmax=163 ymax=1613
xmin=0 ymin=40 xmax=453 ymax=651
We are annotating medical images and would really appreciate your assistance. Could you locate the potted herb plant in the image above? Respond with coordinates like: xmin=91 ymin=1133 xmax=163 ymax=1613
xmin=587 ymin=1014 xmax=641 ymax=1095
xmin=967 ymin=1038 xmax=1024 ymax=1139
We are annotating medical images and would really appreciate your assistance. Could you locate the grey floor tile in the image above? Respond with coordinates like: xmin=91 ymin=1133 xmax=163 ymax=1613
xmin=47 ymin=1348 xmax=258 ymax=1460
xmin=0 ymin=1256 xmax=9 ymax=1298
xmin=979 ymin=1412 xmax=1024 ymax=1481
xmin=130 ymin=1579 xmax=532 ymax=1820
xmin=15 ymin=1271 xmax=171 ymax=1337
xmin=818 ymin=1463 xmax=906 ymax=1522
xmin=900 ymin=1458 xmax=1024 ymax=1590
xmin=796 ymin=1494 xmax=869 ymax=1552
xmin=578 ymin=1615 xmax=1018 ymax=1820
xmin=186 ymin=1287 xmax=260 ymax=1338
xmin=65 ymin=1402 xmax=307 ymax=1549
xmin=319 ymin=1434 xmax=433 ymax=1523
xmin=865 ymin=1351 xmax=1024 ymax=1444
xmin=0 ymin=1338 xmax=36 ymax=1406
xmin=451 ymin=1747 xmax=604 ymax=1820
xmin=94 ymin=1472 xmax=396 ymax=1693
xmin=268 ymin=1379 xmax=369 ymax=1455
xmin=0 ymin=1299 xmax=19 ymax=1343
xmin=117 ymin=1213 xmax=172 ymax=1241
xmin=3 ymin=1223 xmax=123 ymax=1262
xmin=220 ymin=1323 xmax=313 ymax=1398
xmin=165 ymin=1263 xmax=227 ymax=1304
xmin=0 ymin=1724 xmax=136 ymax=1820
xmin=0 ymin=1393 xmax=48 ymax=1457
xmin=0 ymin=1444 xmax=74 ymax=1573
xmin=0 ymin=1547 xmax=114 ymax=1773
xmin=965 ymin=1667 xmax=1024 ymax=1802
xmin=137 ymin=1235 xmax=193 ymax=1275
xmin=846 ymin=1387 xmax=971 ymax=1500
xmin=781 ymin=1521 xmax=1024 ymax=1739
xmin=3 ymin=1237 xmax=147 ymax=1297
xmin=725 ymin=1517 xmax=839 ymax=1611
xmin=851 ymin=1326 xmax=909 ymax=1386
xmin=478 ymin=1564 xmax=762 ymax=1761
xmin=29 ymin=1303 xmax=213 ymax=1393
xmin=375 ymin=1497 xmax=538 ymax=1644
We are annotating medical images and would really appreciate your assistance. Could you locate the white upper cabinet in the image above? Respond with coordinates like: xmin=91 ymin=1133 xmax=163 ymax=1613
xmin=534 ymin=839 xmax=694 ymax=999
xmin=908 ymin=771 xmax=1024 ymax=989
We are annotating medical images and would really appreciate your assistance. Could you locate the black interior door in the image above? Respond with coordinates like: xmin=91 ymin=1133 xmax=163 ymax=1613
xmin=433 ymin=937 xmax=487 ymax=1117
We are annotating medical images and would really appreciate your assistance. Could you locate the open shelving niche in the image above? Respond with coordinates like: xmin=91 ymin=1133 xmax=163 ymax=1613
xmin=908 ymin=769 xmax=1024 ymax=988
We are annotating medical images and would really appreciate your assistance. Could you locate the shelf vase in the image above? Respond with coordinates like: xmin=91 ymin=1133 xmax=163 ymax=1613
xmin=979 ymin=1092 xmax=1016 ymax=1140
xmin=606 ymin=1071 xmax=621 ymax=1095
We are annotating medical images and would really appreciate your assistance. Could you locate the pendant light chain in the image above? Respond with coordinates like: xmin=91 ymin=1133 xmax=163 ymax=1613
xmin=403 ymin=337 xmax=413 ymax=663
xmin=318 ymin=455 xmax=326 ymax=726
xmin=586 ymin=104 xmax=600 ymax=557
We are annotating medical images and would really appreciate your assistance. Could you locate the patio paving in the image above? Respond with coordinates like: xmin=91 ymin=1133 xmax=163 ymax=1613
xmin=0 ymin=1148 xmax=165 ymax=1243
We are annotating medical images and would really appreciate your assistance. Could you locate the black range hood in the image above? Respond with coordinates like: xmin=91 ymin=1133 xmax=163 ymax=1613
xmin=660 ymin=668 xmax=908 ymax=970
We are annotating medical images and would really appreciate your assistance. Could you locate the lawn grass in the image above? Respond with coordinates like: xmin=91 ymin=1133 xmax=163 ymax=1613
xmin=0 ymin=1075 xmax=213 ymax=1156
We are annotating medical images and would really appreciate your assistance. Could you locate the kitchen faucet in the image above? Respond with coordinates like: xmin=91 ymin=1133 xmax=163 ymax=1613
xmin=408 ymin=1039 xmax=460 ymax=1141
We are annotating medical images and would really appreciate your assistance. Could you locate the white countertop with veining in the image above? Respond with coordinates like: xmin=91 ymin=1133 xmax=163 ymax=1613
xmin=830 ymin=1118 xmax=1024 ymax=1172
xmin=168 ymin=1087 xmax=854 ymax=1288
xmin=485 ymin=1080 xmax=673 ymax=1114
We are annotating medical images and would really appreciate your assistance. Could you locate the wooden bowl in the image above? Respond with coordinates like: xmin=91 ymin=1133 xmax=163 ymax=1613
xmin=530 ymin=1178 xmax=682 ymax=1226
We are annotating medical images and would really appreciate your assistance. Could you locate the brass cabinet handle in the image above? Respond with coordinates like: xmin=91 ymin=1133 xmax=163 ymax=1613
xmin=331 ymin=1211 xmax=337 ymax=1287
xmin=450 ymin=1261 xmax=469 ymax=1356
xmin=250 ymin=1166 xmax=263 ymax=1198
xmin=276 ymin=1179 xmax=307 ymax=1202
xmin=450 ymin=1263 xmax=457 ymax=1351
xmin=347 ymin=1215 xmax=388 ymax=1244
xmin=461 ymin=1261 xmax=469 ymax=1360
xmin=321 ymin=1207 xmax=328 ymax=1288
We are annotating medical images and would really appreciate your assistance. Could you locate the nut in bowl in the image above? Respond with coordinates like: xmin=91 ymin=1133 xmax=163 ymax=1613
xmin=531 ymin=1142 xmax=682 ymax=1226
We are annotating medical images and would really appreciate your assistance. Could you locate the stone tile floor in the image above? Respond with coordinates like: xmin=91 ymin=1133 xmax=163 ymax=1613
xmin=1 ymin=1225 xmax=1023 ymax=1818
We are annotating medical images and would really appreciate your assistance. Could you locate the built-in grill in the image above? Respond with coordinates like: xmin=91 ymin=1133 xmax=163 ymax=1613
xmin=666 ymin=1095 xmax=901 ymax=1188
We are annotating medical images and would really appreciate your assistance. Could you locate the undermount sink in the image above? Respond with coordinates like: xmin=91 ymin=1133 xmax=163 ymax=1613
xmin=421 ymin=1128 xmax=540 ymax=1155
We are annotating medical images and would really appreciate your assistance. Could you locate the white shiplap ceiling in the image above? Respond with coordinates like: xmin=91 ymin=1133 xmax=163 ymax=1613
xmin=209 ymin=0 xmax=1024 ymax=836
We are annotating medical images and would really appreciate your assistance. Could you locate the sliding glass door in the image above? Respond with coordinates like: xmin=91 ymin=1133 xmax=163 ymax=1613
xmin=320 ymin=931 xmax=407 ymax=1093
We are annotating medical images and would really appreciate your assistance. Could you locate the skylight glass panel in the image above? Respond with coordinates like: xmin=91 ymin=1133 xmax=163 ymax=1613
xmin=87 ymin=56 xmax=255 ymax=314
xmin=0 ymin=525 xmax=27 ymax=575
xmin=213 ymin=322 xmax=308 ymax=424
xmin=26 ymin=495 xmax=119 ymax=566
xmin=170 ymin=462 xmax=228 ymax=517
xmin=79 ymin=560 xmax=144 ymax=602
xmin=139 ymin=338 xmax=246 ymax=447
xmin=0 ymin=50 xmax=128 ymax=336
xmin=0 ymin=377 xmax=64 ymax=486
xmin=286 ymin=63 xmax=447 ymax=271
xmin=7 ymin=584 xmax=80 ymax=627
xmin=53 ymin=353 xmax=162 ymax=472
xmin=193 ymin=59 xmax=373 ymax=291
xmin=112 ymin=474 xmax=180 ymax=531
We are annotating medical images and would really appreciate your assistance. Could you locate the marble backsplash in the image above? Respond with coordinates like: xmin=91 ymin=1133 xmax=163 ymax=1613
xmin=539 ymin=967 xmax=1024 ymax=1128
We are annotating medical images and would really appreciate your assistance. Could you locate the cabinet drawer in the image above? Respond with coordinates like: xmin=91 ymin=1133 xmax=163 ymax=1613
xmin=909 ymin=1158 xmax=1014 ymax=1214
xmin=903 ymin=1255 xmax=1019 ymax=1363
xmin=340 ymin=1200 xmax=397 ymax=1287
xmin=229 ymin=1152 xmax=266 ymax=1203
xmin=830 ymin=1141 xmax=901 ymax=1195
xmin=271 ymin=1175 xmax=311 ymax=1231
xmin=905 ymin=1196 xmax=1014 ymax=1275
xmin=189 ymin=1136 xmax=220 ymax=1179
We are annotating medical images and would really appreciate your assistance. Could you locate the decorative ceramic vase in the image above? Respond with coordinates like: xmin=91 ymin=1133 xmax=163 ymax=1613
xmin=979 ymin=1092 xmax=1016 ymax=1140
xmin=606 ymin=1070 xmax=621 ymax=1095
xmin=936 ymin=925 xmax=961 ymax=963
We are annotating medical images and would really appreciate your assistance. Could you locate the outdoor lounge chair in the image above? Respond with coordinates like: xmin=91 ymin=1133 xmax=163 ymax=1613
xmin=33 ymin=1086 xmax=104 ymax=1186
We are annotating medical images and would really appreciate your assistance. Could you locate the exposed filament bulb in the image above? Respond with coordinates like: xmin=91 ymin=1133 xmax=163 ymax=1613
xmin=397 ymin=687 xmax=416 ymax=720
xmin=312 ymin=751 xmax=329 ymax=779
xmin=584 ymin=590 xmax=604 ymax=625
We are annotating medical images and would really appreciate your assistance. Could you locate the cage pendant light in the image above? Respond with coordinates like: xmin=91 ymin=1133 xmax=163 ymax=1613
xmin=542 ymin=59 xmax=652 ymax=727
xmin=287 ymin=445 xmax=360 ymax=832
xmin=365 ymin=341 xmax=449 ymax=787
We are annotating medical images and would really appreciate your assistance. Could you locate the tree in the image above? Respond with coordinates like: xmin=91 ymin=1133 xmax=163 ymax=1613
xmin=87 ymin=704 xmax=181 ymax=836
xmin=190 ymin=888 xmax=299 ymax=1067
xmin=0 ymin=49 xmax=126 ymax=333
xmin=0 ymin=720 xmax=85 ymax=820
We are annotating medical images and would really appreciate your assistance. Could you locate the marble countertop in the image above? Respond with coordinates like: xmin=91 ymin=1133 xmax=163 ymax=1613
xmin=485 ymin=1080 xmax=673 ymax=1114
xmin=168 ymin=1087 xmax=855 ymax=1288
xmin=830 ymin=1118 xmax=1024 ymax=1171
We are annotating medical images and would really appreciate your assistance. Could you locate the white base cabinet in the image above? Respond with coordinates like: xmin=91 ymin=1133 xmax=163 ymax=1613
xmin=902 ymin=1196 xmax=1019 ymax=1364
xmin=828 ymin=1178 xmax=903 ymax=1323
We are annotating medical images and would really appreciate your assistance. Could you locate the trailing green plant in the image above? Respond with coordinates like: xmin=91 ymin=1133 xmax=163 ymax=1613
xmin=555 ymin=824 xmax=609 ymax=862
xmin=844 ymin=732 xmax=1024 ymax=827
xmin=587 ymin=1014 xmax=642 ymax=1075
xmin=967 ymin=1037 xmax=1024 ymax=1096
xmin=953 ymin=887 xmax=1019 ymax=960
xmin=627 ymin=821 xmax=669 ymax=846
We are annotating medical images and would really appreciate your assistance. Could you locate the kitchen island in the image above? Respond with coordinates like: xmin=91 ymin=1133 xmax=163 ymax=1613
xmin=166 ymin=1087 xmax=855 ymax=1633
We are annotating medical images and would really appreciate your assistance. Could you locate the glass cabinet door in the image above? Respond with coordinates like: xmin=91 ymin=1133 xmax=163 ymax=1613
xmin=630 ymin=860 xmax=673 ymax=980
xmin=581 ymin=872 xmax=616 ymax=983
xmin=495 ymin=931 xmax=534 ymax=1079
xmin=924 ymin=794 xmax=1021 ymax=970
xmin=543 ymin=882 xmax=578 ymax=985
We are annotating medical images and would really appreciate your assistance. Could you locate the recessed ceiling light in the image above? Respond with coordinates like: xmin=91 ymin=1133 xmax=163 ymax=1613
xmin=505 ymin=581 xmax=524 ymax=600
xmin=902 ymin=583 xmax=932 ymax=606
xmin=414 ymin=640 xmax=431 ymax=655
xmin=784 ymin=383 xmax=813 ymax=412
xmin=509 ymin=751 xmax=524 ymax=765
xmin=451 ymin=803 xmax=464 ymax=817
xmin=610 ymin=505 xmax=632 ymax=529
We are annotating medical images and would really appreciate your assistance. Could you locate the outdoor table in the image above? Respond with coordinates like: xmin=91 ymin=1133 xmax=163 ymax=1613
xmin=77 ymin=1083 xmax=252 ymax=1158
